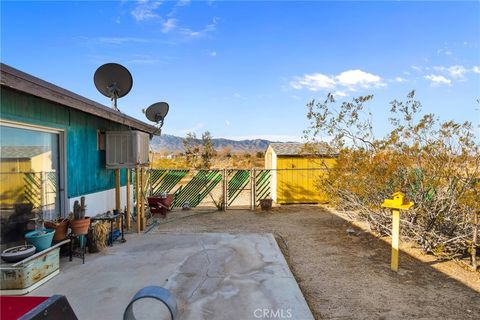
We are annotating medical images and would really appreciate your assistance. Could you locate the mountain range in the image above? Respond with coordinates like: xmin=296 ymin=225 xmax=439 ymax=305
xmin=151 ymin=134 xmax=276 ymax=153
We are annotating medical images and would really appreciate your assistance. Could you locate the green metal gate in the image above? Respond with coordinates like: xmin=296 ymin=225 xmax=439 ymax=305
xmin=144 ymin=168 xmax=272 ymax=209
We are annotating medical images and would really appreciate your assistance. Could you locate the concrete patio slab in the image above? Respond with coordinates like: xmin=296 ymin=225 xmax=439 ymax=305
xmin=29 ymin=232 xmax=314 ymax=320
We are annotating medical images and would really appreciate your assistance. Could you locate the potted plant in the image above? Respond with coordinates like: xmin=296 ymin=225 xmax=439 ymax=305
xmin=44 ymin=217 xmax=69 ymax=241
xmin=259 ymin=198 xmax=273 ymax=211
xmin=25 ymin=229 xmax=55 ymax=252
xmin=69 ymin=197 xmax=90 ymax=235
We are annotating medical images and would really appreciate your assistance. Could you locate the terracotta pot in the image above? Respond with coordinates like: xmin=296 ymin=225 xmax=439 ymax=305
xmin=260 ymin=199 xmax=273 ymax=211
xmin=45 ymin=219 xmax=70 ymax=241
xmin=70 ymin=217 xmax=91 ymax=235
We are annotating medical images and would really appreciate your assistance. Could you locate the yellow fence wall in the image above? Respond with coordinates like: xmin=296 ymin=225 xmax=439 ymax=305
xmin=0 ymin=159 xmax=31 ymax=207
xmin=276 ymin=156 xmax=336 ymax=204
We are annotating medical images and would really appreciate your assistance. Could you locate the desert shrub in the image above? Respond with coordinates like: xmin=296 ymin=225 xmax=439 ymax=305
xmin=182 ymin=131 xmax=217 ymax=169
xmin=305 ymin=91 xmax=479 ymax=263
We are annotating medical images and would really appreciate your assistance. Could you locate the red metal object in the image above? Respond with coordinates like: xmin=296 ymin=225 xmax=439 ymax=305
xmin=1 ymin=296 xmax=48 ymax=319
xmin=147 ymin=195 xmax=174 ymax=218
xmin=1 ymin=295 xmax=77 ymax=320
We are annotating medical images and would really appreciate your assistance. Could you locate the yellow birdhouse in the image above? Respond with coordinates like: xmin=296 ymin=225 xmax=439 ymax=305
xmin=381 ymin=191 xmax=414 ymax=272
xmin=382 ymin=191 xmax=413 ymax=210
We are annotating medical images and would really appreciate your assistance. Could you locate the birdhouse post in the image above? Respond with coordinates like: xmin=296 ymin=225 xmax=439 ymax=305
xmin=381 ymin=192 xmax=414 ymax=272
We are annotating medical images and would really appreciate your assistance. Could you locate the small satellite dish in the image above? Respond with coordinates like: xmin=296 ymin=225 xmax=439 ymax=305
xmin=145 ymin=102 xmax=169 ymax=123
xmin=94 ymin=63 xmax=133 ymax=111
xmin=144 ymin=102 xmax=169 ymax=135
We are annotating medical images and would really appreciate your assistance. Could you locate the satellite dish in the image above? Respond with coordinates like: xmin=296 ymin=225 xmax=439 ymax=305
xmin=144 ymin=102 xmax=169 ymax=135
xmin=145 ymin=102 xmax=169 ymax=123
xmin=94 ymin=63 xmax=133 ymax=111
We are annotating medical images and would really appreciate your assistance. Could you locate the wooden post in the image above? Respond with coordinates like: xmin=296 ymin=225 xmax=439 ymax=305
xmin=381 ymin=192 xmax=413 ymax=273
xmin=140 ymin=167 xmax=145 ymax=231
xmin=135 ymin=167 xmax=140 ymax=234
xmin=126 ymin=168 xmax=131 ymax=230
xmin=391 ymin=209 xmax=400 ymax=272
xmin=115 ymin=169 xmax=121 ymax=211
xmin=115 ymin=168 xmax=121 ymax=229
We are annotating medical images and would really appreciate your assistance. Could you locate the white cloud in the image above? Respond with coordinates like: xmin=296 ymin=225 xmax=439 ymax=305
xmin=434 ymin=65 xmax=467 ymax=79
xmin=333 ymin=91 xmax=348 ymax=98
xmin=411 ymin=65 xmax=422 ymax=72
xmin=290 ymin=69 xmax=384 ymax=93
xmin=447 ymin=65 xmax=467 ymax=78
xmin=177 ymin=0 xmax=191 ymax=6
xmin=437 ymin=47 xmax=453 ymax=56
xmin=131 ymin=0 xmax=162 ymax=22
xmin=411 ymin=64 xmax=477 ymax=85
xmin=424 ymin=74 xmax=451 ymax=86
xmin=210 ymin=51 xmax=217 ymax=57
xmin=97 ymin=37 xmax=150 ymax=44
xmin=336 ymin=69 xmax=385 ymax=88
xmin=290 ymin=73 xmax=336 ymax=91
xmin=394 ymin=77 xmax=408 ymax=83
xmin=162 ymin=18 xmax=177 ymax=33
xmin=233 ymin=93 xmax=247 ymax=100
xmin=225 ymin=120 xmax=230 ymax=126
xmin=180 ymin=17 xmax=219 ymax=37
xmin=128 ymin=58 xmax=159 ymax=65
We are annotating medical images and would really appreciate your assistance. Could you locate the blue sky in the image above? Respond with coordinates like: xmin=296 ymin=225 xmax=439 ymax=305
xmin=1 ymin=1 xmax=479 ymax=142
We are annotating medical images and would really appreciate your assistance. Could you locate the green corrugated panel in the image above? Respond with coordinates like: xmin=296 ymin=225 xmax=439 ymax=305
xmin=256 ymin=170 xmax=271 ymax=204
xmin=149 ymin=170 xmax=167 ymax=195
xmin=173 ymin=170 xmax=221 ymax=207
xmin=192 ymin=171 xmax=222 ymax=207
xmin=173 ymin=171 xmax=209 ymax=207
xmin=227 ymin=170 xmax=250 ymax=206
xmin=156 ymin=170 xmax=189 ymax=194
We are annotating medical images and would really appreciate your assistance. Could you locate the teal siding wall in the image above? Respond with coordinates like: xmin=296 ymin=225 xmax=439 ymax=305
xmin=0 ymin=87 xmax=127 ymax=198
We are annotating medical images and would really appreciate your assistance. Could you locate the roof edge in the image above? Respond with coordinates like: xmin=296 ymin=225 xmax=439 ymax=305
xmin=0 ymin=63 xmax=158 ymax=134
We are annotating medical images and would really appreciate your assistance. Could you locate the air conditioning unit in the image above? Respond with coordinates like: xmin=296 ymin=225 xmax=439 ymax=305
xmin=105 ymin=131 xmax=150 ymax=168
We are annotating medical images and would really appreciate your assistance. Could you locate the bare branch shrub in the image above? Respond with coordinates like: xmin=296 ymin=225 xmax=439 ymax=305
xmin=305 ymin=91 xmax=479 ymax=267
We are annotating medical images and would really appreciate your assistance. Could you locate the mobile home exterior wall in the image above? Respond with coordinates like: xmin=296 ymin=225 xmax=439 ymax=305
xmin=1 ymin=87 xmax=128 ymax=200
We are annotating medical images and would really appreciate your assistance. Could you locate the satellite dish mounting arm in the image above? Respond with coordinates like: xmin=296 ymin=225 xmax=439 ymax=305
xmin=108 ymin=83 xmax=121 ymax=111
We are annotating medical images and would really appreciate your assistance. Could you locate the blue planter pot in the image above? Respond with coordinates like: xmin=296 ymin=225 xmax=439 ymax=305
xmin=25 ymin=229 xmax=55 ymax=252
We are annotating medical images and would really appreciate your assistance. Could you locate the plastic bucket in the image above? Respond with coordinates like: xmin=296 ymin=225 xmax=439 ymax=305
xmin=25 ymin=229 xmax=55 ymax=252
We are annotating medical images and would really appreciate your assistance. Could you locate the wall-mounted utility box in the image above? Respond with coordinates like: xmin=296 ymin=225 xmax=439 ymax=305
xmin=105 ymin=131 xmax=150 ymax=168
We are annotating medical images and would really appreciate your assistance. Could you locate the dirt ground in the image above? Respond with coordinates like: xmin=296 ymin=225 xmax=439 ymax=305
xmin=148 ymin=205 xmax=479 ymax=320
